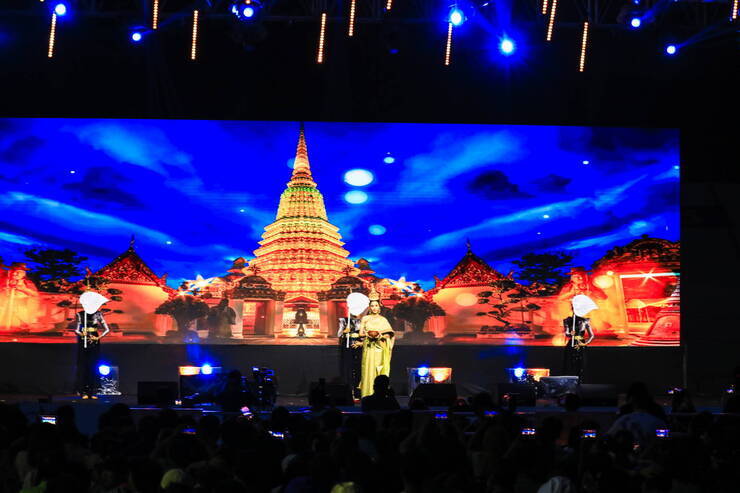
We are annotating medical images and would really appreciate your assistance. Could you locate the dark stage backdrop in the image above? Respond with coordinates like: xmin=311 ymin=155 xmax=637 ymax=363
xmin=0 ymin=343 xmax=683 ymax=397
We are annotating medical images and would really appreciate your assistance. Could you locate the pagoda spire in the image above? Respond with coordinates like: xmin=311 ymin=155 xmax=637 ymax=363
xmin=288 ymin=122 xmax=316 ymax=188
xmin=276 ymin=124 xmax=325 ymax=220
xmin=249 ymin=123 xmax=356 ymax=302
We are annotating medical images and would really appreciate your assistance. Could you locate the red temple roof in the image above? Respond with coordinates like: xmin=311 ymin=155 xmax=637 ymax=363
xmin=427 ymin=243 xmax=503 ymax=295
xmin=93 ymin=241 xmax=170 ymax=288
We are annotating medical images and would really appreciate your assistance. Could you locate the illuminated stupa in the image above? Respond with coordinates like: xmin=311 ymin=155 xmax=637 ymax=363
xmin=248 ymin=124 xmax=357 ymax=300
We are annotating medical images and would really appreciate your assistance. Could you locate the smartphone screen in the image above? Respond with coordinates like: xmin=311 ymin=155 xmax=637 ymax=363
xmin=40 ymin=415 xmax=56 ymax=425
xmin=434 ymin=413 xmax=448 ymax=420
xmin=581 ymin=429 xmax=596 ymax=439
xmin=269 ymin=431 xmax=285 ymax=439
xmin=521 ymin=427 xmax=536 ymax=437
xmin=182 ymin=428 xmax=196 ymax=435
xmin=655 ymin=428 xmax=670 ymax=438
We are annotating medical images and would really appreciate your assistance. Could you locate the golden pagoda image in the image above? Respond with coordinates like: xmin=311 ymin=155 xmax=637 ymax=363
xmin=246 ymin=124 xmax=358 ymax=337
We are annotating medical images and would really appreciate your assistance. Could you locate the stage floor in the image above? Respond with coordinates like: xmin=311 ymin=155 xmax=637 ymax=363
xmin=0 ymin=334 xmax=637 ymax=346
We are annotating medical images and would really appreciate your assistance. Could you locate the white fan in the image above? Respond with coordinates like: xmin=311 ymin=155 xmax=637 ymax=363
xmin=572 ymin=294 xmax=599 ymax=317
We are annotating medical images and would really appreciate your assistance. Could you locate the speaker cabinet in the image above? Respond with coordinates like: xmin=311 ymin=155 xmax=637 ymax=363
xmin=410 ymin=383 xmax=458 ymax=407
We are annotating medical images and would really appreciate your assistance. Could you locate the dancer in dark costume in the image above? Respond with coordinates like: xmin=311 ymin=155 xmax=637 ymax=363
xmin=74 ymin=291 xmax=110 ymax=399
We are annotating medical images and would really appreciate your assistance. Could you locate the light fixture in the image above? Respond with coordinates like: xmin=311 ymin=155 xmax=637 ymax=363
xmin=317 ymin=12 xmax=327 ymax=63
xmin=546 ymin=0 xmax=558 ymax=41
xmin=191 ymin=10 xmax=199 ymax=60
xmin=579 ymin=21 xmax=589 ymax=72
xmin=152 ymin=0 xmax=159 ymax=30
xmin=348 ymin=0 xmax=357 ymax=37
xmin=499 ymin=37 xmax=515 ymax=56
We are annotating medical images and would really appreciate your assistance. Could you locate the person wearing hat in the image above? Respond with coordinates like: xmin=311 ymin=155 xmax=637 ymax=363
xmin=0 ymin=262 xmax=40 ymax=332
xmin=557 ymin=268 xmax=606 ymax=380
xmin=74 ymin=291 xmax=111 ymax=399
xmin=358 ymin=286 xmax=395 ymax=398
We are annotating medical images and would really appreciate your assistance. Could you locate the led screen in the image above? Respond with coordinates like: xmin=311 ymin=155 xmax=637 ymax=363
xmin=0 ymin=119 xmax=679 ymax=346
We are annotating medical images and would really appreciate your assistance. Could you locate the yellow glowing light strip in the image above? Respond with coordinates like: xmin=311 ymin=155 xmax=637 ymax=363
xmin=317 ymin=12 xmax=327 ymax=63
xmin=619 ymin=272 xmax=679 ymax=279
xmin=152 ymin=0 xmax=159 ymax=30
xmin=541 ymin=0 xmax=549 ymax=15
xmin=191 ymin=10 xmax=199 ymax=60
xmin=386 ymin=0 xmax=393 ymax=10
xmin=348 ymin=0 xmax=356 ymax=37
xmin=578 ymin=21 xmax=589 ymax=72
xmin=733 ymin=0 xmax=738 ymax=20
xmin=546 ymin=0 xmax=558 ymax=41
xmin=47 ymin=13 xmax=57 ymax=58
xmin=444 ymin=22 xmax=453 ymax=66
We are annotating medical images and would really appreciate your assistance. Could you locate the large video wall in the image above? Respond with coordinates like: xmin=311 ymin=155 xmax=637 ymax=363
xmin=0 ymin=119 xmax=679 ymax=346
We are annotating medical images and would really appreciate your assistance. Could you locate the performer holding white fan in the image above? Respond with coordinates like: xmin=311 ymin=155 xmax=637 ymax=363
xmin=338 ymin=292 xmax=369 ymax=400
xmin=74 ymin=291 xmax=111 ymax=399
xmin=558 ymin=268 xmax=607 ymax=381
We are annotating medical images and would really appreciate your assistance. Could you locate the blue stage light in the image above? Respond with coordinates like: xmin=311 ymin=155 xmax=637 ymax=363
xmin=54 ymin=3 xmax=68 ymax=16
xmin=513 ymin=367 xmax=525 ymax=379
xmin=98 ymin=364 xmax=111 ymax=376
xmin=232 ymin=1 xmax=261 ymax=21
xmin=417 ymin=367 xmax=430 ymax=377
xmin=201 ymin=363 xmax=213 ymax=375
xmin=499 ymin=38 xmax=516 ymax=56
xmin=131 ymin=32 xmax=143 ymax=43
xmin=630 ymin=17 xmax=641 ymax=28
xmin=448 ymin=7 xmax=465 ymax=27
xmin=665 ymin=44 xmax=677 ymax=56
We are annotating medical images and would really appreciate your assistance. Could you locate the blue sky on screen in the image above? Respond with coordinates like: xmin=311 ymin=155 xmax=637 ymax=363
xmin=0 ymin=119 xmax=679 ymax=288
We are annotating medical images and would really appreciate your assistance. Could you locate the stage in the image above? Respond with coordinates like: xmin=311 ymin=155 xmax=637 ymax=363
xmin=0 ymin=342 xmax=684 ymax=397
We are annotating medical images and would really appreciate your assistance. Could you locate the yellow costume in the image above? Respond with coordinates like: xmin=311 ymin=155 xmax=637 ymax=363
xmin=358 ymin=313 xmax=394 ymax=398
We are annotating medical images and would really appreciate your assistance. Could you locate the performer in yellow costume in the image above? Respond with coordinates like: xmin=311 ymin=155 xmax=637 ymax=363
xmin=358 ymin=288 xmax=395 ymax=398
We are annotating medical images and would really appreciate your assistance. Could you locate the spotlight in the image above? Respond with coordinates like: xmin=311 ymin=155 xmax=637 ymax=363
xmin=201 ymin=363 xmax=213 ymax=375
xmin=448 ymin=7 xmax=466 ymax=27
xmin=232 ymin=1 xmax=261 ymax=21
xmin=54 ymin=3 xmax=67 ymax=16
xmin=499 ymin=37 xmax=515 ymax=56
xmin=417 ymin=367 xmax=430 ymax=377
xmin=98 ymin=364 xmax=111 ymax=376
xmin=131 ymin=31 xmax=143 ymax=43
xmin=665 ymin=44 xmax=677 ymax=55
xmin=513 ymin=367 xmax=525 ymax=379
xmin=630 ymin=17 xmax=642 ymax=28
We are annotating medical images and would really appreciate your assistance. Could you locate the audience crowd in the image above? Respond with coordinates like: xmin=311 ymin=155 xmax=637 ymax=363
xmin=0 ymin=379 xmax=738 ymax=493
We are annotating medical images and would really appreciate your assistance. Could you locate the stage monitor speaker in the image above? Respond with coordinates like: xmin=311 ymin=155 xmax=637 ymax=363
xmin=410 ymin=383 xmax=458 ymax=407
xmin=137 ymin=381 xmax=178 ymax=405
xmin=578 ymin=384 xmax=618 ymax=407
xmin=309 ymin=382 xmax=353 ymax=406
xmin=496 ymin=383 xmax=536 ymax=407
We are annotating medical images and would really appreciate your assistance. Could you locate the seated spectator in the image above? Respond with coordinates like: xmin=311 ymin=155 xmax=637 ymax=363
xmin=361 ymin=375 xmax=400 ymax=412
xmin=608 ymin=390 xmax=667 ymax=448
xmin=618 ymin=382 xmax=666 ymax=421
